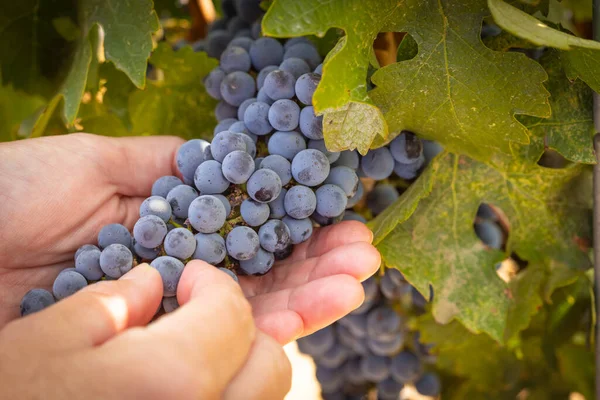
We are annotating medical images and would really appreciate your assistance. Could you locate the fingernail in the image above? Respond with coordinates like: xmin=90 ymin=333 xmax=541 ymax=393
xmin=369 ymin=229 xmax=374 ymax=244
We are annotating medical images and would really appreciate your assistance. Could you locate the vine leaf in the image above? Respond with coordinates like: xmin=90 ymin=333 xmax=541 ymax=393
xmin=376 ymin=152 xmax=591 ymax=341
xmin=520 ymin=50 xmax=595 ymax=164
xmin=0 ymin=85 xmax=46 ymax=141
xmin=563 ymin=47 xmax=600 ymax=93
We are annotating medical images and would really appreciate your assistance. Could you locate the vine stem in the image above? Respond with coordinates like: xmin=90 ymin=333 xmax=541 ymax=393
xmin=593 ymin=0 xmax=600 ymax=397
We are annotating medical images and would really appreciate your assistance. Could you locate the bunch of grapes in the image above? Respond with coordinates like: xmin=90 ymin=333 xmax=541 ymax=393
xmin=297 ymin=269 xmax=441 ymax=400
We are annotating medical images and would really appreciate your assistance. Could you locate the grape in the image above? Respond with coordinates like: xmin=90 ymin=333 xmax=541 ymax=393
xmin=220 ymin=71 xmax=256 ymax=106
xmin=477 ymin=203 xmax=498 ymax=221
xmin=216 ymin=268 xmax=238 ymax=283
xmin=133 ymin=240 xmax=161 ymax=260
xmin=140 ymin=196 xmax=172 ymax=222
xmin=343 ymin=358 xmax=368 ymax=385
xmin=268 ymin=188 xmax=287 ymax=219
xmin=133 ymin=215 xmax=168 ymax=249
xmin=361 ymin=147 xmax=395 ymax=180
xmin=291 ymin=149 xmax=330 ymax=186
xmin=192 ymin=233 xmax=227 ymax=265
xmin=338 ymin=314 xmax=368 ymax=338
xmin=237 ymin=97 xmax=257 ymax=121
xmin=360 ymin=354 xmax=390 ymax=382
xmin=268 ymin=99 xmax=300 ymax=132
xmin=207 ymin=30 xmax=233 ymax=58
xmin=74 ymin=244 xmax=98 ymax=262
xmin=367 ymin=333 xmax=405 ymax=357
xmin=344 ymin=180 xmax=366 ymax=211
xmin=380 ymin=271 xmax=409 ymax=301
xmin=258 ymin=219 xmax=291 ymax=252
xmin=212 ymin=130 xmax=248 ymax=162
xmin=342 ymin=211 xmax=367 ymax=223
xmin=209 ymin=19 xmax=228 ymax=33
xmin=250 ymin=20 xmax=261 ymax=39
xmin=213 ymin=194 xmax=232 ymax=216
xmin=333 ymin=150 xmax=360 ymax=170
xmin=308 ymin=139 xmax=340 ymax=163
xmin=366 ymin=306 xmax=403 ymax=341
xmin=284 ymin=185 xmax=316 ymax=219
xmin=162 ymin=297 xmax=179 ymax=313
xmin=188 ymin=195 xmax=227 ymax=233
xmin=227 ymin=15 xmax=250 ymax=32
xmin=226 ymin=226 xmax=260 ymax=260
xmin=283 ymin=43 xmax=322 ymax=69
xmin=295 ymin=72 xmax=320 ymax=105
xmin=220 ymin=45 xmax=251 ymax=73
xmin=267 ymin=131 xmax=306 ymax=160
xmin=215 ymin=102 xmax=238 ymax=121
xmin=150 ymin=256 xmax=185 ymax=297
xmin=97 ymin=223 xmax=132 ymax=249
xmin=243 ymin=101 xmax=273 ymax=135
xmin=393 ymin=159 xmax=423 ymax=180
xmin=311 ymin=211 xmax=344 ymax=226
xmin=52 ymin=270 xmax=88 ymax=300
xmin=229 ymin=36 xmax=253 ymax=51
xmin=164 ymin=228 xmax=196 ymax=260
xmin=318 ymin=343 xmax=349 ymax=369
xmin=256 ymin=65 xmax=279 ymax=90
xmin=353 ymin=277 xmax=379 ymax=314
xmin=176 ymin=139 xmax=211 ymax=184
xmin=20 ymin=289 xmax=55 ymax=317
xmin=263 ymin=69 xmax=296 ymax=100
xmin=204 ymin=67 xmax=225 ymax=100
xmin=256 ymin=88 xmax=275 ymax=105
xmin=194 ymin=160 xmax=231 ymax=195
xmin=314 ymin=63 xmax=323 ymax=75
xmin=191 ymin=39 xmax=206 ymax=52
xmin=152 ymin=176 xmax=183 ymax=198
xmin=249 ymin=37 xmax=284 ymax=70
xmin=297 ymin=326 xmax=335 ymax=356
xmin=75 ymin=246 xmax=103 ymax=281
xmin=222 ymin=150 xmax=255 ymax=184
xmin=254 ymin=157 xmax=264 ymax=170
xmin=390 ymin=351 xmax=422 ymax=383
xmin=411 ymin=287 xmax=428 ymax=311
xmin=474 ymin=220 xmax=503 ymax=249
xmin=299 ymin=106 xmax=324 ymax=140
xmin=259 ymin=154 xmax=292 ymax=185
xmin=247 ymin=169 xmax=282 ymax=203
xmin=282 ymin=216 xmax=313 ymax=244
xmin=239 ymin=248 xmax=275 ymax=275
xmin=415 ymin=373 xmax=441 ymax=397
xmin=273 ymin=242 xmax=293 ymax=260
xmin=316 ymin=184 xmax=348 ymax=218
xmin=389 ymin=131 xmax=423 ymax=164
xmin=317 ymin=366 xmax=344 ymax=393
xmin=387 ymin=268 xmax=405 ymax=285
xmin=377 ymin=378 xmax=404 ymax=400
xmin=284 ymin=37 xmax=312 ymax=50
xmin=366 ymin=184 xmax=399 ymax=215
xmin=241 ymin=199 xmax=270 ymax=226
xmin=279 ymin=57 xmax=311 ymax=79
xmin=422 ymin=139 xmax=444 ymax=163
xmin=325 ymin=166 xmax=359 ymax=197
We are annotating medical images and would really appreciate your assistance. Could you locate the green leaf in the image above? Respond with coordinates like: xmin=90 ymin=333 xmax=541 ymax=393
xmin=368 ymin=0 xmax=551 ymax=162
xmin=60 ymin=38 xmax=93 ymax=122
xmin=128 ymin=44 xmax=218 ymax=140
xmin=100 ymin=62 xmax=137 ymax=125
xmin=30 ymin=94 xmax=62 ymax=138
xmin=520 ymin=50 xmax=595 ymax=164
xmin=376 ymin=152 xmax=591 ymax=341
xmin=556 ymin=344 xmax=595 ymax=400
xmin=563 ymin=47 xmax=600 ymax=93
xmin=0 ymin=84 xmax=46 ymax=141
xmin=79 ymin=113 xmax=129 ymax=136
xmin=488 ymin=0 xmax=600 ymax=50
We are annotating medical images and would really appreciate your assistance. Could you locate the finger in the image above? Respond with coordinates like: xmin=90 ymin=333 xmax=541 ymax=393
xmin=239 ymin=241 xmax=380 ymax=297
xmin=277 ymin=221 xmax=373 ymax=265
xmin=250 ymin=274 xmax=365 ymax=344
xmin=102 ymin=135 xmax=185 ymax=197
xmin=9 ymin=264 xmax=163 ymax=351
xmin=224 ymin=331 xmax=292 ymax=400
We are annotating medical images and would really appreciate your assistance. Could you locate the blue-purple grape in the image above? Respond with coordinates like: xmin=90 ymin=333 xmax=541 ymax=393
xmin=259 ymin=154 xmax=292 ymax=185
xmin=75 ymin=246 xmax=103 ymax=281
xmin=282 ymin=216 xmax=313 ymax=244
xmin=188 ymin=195 xmax=227 ymax=233
xmin=222 ymin=150 xmax=255 ymax=184
xmin=267 ymin=131 xmax=306 ymax=161
xmin=220 ymin=71 xmax=256 ymax=106
xmin=284 ymin=185 xmax=316 ymax=219
xmin=98 ymin=223 xmax=132 ymax=250
xmin=20 ymin=289 xmax=55 ymax=317
xmin=258 ymin=219 xmax=291 ymax=252
xmin=150 ymin=256 xmax=185 ymax=297
xmin=52 ymin=270 xmax=88 ymax=300
xmin=268 ymin=99 xmax=300 ymax=131
xmin=194 ymin=160 xmax=231 ymax=195
xmin=295 ymin=72 xmax=320 ymax=105
xmin=299 ymin=106 xmax=323 ymax=140
xmin=241 ymin=199 xmax=270 ymax=227
xmin=249 ymin=37 xmax=284 ymax=70
xmin=226 ymin=226 xmax=260 ymax=260
xmin=291 ymin=149 xmax=330 ymax=186
xmin=263 ymin=69 xmax=296 ymax=100
xmin=152 ymin=176 xmax=183 ymax=198
xmin=164 ymin=228 xmax=196 ymax=260
xmin=192 ymin=233 xmax=227 ymax=265
xmin=140 ymin=196 xmax=172 ymax=222
xmin=243 ymin=101 xmax=273 ymax=135
xmin=247 ymin=169 xmax=282 ymax=203
xmin=239 ymin=248 xmax=275 ymax=275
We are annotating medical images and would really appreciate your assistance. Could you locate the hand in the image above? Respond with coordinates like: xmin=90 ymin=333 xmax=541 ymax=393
xmin=0 ymin=262 xmax=292 ymax=399
xmin=0 ymin=133 xmax=381 ymax=343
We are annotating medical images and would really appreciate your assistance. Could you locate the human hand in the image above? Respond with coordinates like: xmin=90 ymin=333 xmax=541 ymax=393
xmin=0 ymin=261 xmax=292 ymax=399
xmin=0 ymin=134 xmax=381 ymax=343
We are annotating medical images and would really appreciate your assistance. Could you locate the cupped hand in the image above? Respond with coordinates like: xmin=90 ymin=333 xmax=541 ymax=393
xmin=0 ymin=133 xmax=381 ymax=343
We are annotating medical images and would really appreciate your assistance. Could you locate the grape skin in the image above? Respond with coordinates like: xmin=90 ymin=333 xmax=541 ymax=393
xmin=162 ymin=297 xmax=180 ymax=313
xmin=249 ymin=37 xmax=284 ymax=70
xmin=295 ymin=72 xmax=320 ymax=105
xmin=324 ymin=166 xmax=359 ymax=197
xmin=52 ymin=270 xmax=88 ymax=300
xmin=360 ymin=354 xmax=391 ymax=382
xmin=268 ymin=99 xmax=300 ymax=132
xmin=176 ymin=139 xmax=210 ymax=184
xmin=133 ymin=215 xmax=168 ymax=249
xmin=390 ymin=351 xmax=422 ymax=383
xmin=164 ymin=228 xmax=196 ymax=260
xmin=241 ymin=199 xmax=270 ymax=227
xmin=192 ymin=233 xmax=227 ymax=265
xmin=263 ymin=69 xmax=296 ymax=100
xmin=377 ymin=378 xmax=405 ymax=400
xmin=283 ymin=43 xmax=322 ymax=69
xmin=207 ymin=31 xmax=233 ymax=58
xmin=247 ymin=169 xmax=282 ymax=203
xmin=221 ymin=150 xmax=255 ymax=184
xmin=211 ymin=131 xmax=247 ymax=162
xmin=74 ymin=244 xmax=99 ymax=262
xmin=316 ymin=365 xmax=344 ymax=393
xmin=268 ymin=188 xmax=287 ymax=219
xmin=389 ymin=131 xmax=423 ymax=164
xmin=152 ymin=176 xmax=183 ymax=198
xmin=218 ymin=267 xmax=239 ymax=282
xmin=299 ymin=106 xmax=324 ymax=140
xmin=256 ymin=88 xmax=275 ymax=105
xmin=393 ymin=157 xmax=424 ymax=180
xmin=20 ymin=289 xmax=55 ymax=317
xmin=140 ymin=196 xmax=172 ymax=222
xmin=279 ymin=57 xmax=311 ymax=79
xmin=133 ymin=240 xmax=161 ymax=261
xmin=204 ymin=67 xmax=225 ymax=100
xmin=219 ymin=45 xmax=251 ymax=73
xmin=267 ymin=131 xmax=306 ymax=161
xmin=332 ymin=150 xmax=360 ymax=170
xmin=474 ymin=220 xmax=503 ymax=249
xmin=297 ymin=326 xmax=335 ymax=356
xmin=229 ymin=36 xmax=253 ymax=51
xmin=188 ymin=195 xmax=227 ymax=234
xmin=194 ymin=160 xmax=231 ymax=195
xmin=237 ymin=98 xmax=257 ymax=121
xmin=75 ymin=246 xmax=103 ymax=281
xmin=317 ymin=343 xmax=349 ymax=369
xmin=282 ymin=216 xmax=313 ymax=244
xmin=239 ymin=248 xmax=275 ymax=275
xmin=415 ymin=372 xmax=441 ymax=397
xmin=226 ymin=226 xmax=260 ymax=260
xmin=166 ymin=185 xmax=199 ymax=219
xmin=98 ymin=223 xmax=132 ymax=250
xmin=284 ymin=185 xmax=316 ymax=219
xmin=315 ymin=184 xmax=348 ymax=218
xmin=258 ymin=219 xmax=291 ymax=252
xmin=366 ymin=306 xmax=403 ymax=341
xmin=215 ymin=102 xmax=238 ymax=121
xmin=259 ymin=154 xmax=292 ymax=185
xmin=151 ymin=256 xmax=185 ymax=297
xmin=291 ymin=149 xmax=330 ymax=187
xmin=361 ymin=147 xmax=395 ymax=180
xmin=220 ymin=71 xmax=256 ymax=106
xmin=256 ymin=65 xmax=279 ymax=90
xmin=213 ymin=194 xmax=232 ymax=217
xmin=308 ymin=139 xmax=340 ymax=163
xmin=243 ymin=101 xmax=273 ymax=135
xmin=366 ymin=184 xmax=399 ymax=215
xmin=342 ymin=211 xmax=367 ymax=224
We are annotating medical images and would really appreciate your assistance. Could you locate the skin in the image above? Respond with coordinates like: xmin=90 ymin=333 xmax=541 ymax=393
xmin=0 ymin=134 xmax=381 ymax=399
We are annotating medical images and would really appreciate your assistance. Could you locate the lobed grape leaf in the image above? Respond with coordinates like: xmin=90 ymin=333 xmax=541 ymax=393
xmin=0 ymin=85 xmax=46 ymax=142
xmin=563 ymin=47 xmax=600 ymax=93
xmin=376 ymin=152 xmax=591 ymax=341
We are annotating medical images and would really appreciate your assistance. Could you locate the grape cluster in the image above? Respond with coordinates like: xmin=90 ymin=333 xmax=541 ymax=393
xmin=298 ymin=269 xmax=441 ymax=400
